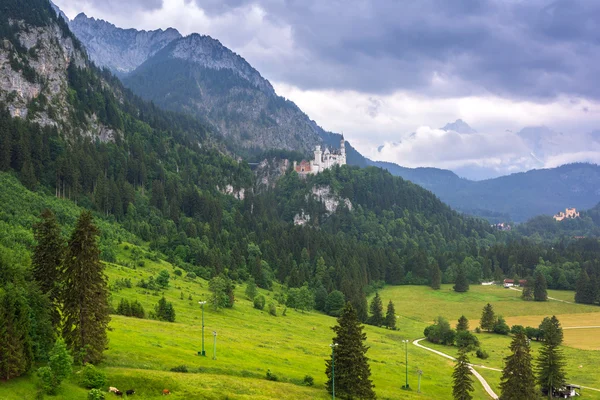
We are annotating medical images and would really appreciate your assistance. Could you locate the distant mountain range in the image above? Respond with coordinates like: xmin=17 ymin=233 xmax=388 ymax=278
xmin=63 ymin=8 xmax=600 ymax=223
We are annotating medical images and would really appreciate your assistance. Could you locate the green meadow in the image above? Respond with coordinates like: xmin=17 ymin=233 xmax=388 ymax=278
xmin=2 ymin=240 xmax=600 ymax=399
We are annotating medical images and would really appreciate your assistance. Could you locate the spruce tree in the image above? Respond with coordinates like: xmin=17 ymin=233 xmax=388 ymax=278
xmin=533 ymin=271 xmax=548 ymax=302
xmin=575 ymin=269 xmax=591 ymax=304
xmin=385 ymin=300 xmax=396 ymax=330
xmin=368 ymin=292 xmax=384 ymax=327
xmin=456 ymin=315 xmax=469 ymax=332
xmin=62 ymin=211 xmax=110 ymax=364
xmin=499 ymin=331 xmax=537 ymax=400
xmin=453 ymin=266 xmax=469 ymax=293
xmin=480 ymin=303 xmax=496 ymax=332
xmin=0 ymin=283 xmax=33 ymax=380
xmin=537 ymin=316 xmax=566 ymax=399
xmin=325 ymin=303 xmax=375 ymax=399
xmin=431 ymin=265 xmax=442 ymax=290
xmin=452 ymin=348 xmax=474 ymax=400
xmin=521 ymin=276 xmax=534 ymax=301
xmin=32 ymin=209 xmax=64 ymax=329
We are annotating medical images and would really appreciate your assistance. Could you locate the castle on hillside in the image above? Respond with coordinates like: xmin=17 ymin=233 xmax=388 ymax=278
xmin=553 ymin=207 xmax=580 ymax=221
xmin=294 ymin=137 xmax=346 ymax=175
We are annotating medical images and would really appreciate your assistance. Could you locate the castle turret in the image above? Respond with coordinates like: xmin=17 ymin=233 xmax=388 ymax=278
xmin=314 ymin=145 xmax=322 ymax=171
xmin=340 ymin=136 xmax=346 ymax=165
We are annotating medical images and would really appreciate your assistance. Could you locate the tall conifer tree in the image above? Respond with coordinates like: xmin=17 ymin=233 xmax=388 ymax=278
xmin=62 ymin=211 xmax=109 ymax=364
xmin=368 ymin=292 xmax=384 ymax=327
xmin=385 ymin=300 xmax=396 ymax=330
xmin=480 ymin=303 xmax=496 ymax=332
xmin=575 ymin=269 xmax=591 ymax=304
xmin=533 ymin=271 xmax=548 ymax=302
xmin=325 ymin=303 xmax=375 ymax=399
xmin=452 ymin=349 xmax=474 ymax=400
xmin=456 ymin=315 xmax=469 ymax=332
xmin=32 ymin=209 xmax=64 ymax=329
xmin=499 ymin=331 xmax=537 ymax=400
xmin=453 ymin=266 xmax=469 ymax=293
xmin=431 ymin=265 xmax=442 ymax=290
xmin=537 ymin=316 xmax=566 ymax=399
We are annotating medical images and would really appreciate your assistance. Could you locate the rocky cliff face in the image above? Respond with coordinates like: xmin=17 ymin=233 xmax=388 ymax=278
xmin=0 ymin=19 xmax=84 ymax=125
xmin=69 ymin=13 xmax=181 ymax=75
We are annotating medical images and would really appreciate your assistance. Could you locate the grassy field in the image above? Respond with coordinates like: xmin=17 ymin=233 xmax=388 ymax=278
xmin=2 ymin=245 xmax=600 ymax=399
xmin=375 ymin=285 xmax=600 ymax=399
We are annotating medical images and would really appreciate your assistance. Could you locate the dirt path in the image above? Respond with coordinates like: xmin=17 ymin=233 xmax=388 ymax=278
xmin=413 ymin=338 xmax=600 ymax=397
xmin=413 ymin=338 xmax=499 ymax=399
xmin=508 ymin=287 xmax=573 ymax=303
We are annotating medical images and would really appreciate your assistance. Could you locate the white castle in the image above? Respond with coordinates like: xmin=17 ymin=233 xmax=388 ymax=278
xmin=294 ymin=137 xmax=346 ymax=175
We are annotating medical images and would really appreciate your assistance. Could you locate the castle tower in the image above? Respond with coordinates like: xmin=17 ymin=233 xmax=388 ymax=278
xmin=314 ymin=145 xmax=322 ymax=172
xmin=340 ymin=135 xmax=346 ymax=165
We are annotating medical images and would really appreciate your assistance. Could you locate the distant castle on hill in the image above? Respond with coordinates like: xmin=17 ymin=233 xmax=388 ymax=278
xmin=294 ymin=137 xmax=346 ymax=175
xmin=553 ymin=207 xmax=580 ymax=221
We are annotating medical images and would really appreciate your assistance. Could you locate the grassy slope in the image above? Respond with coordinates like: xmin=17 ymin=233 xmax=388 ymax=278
xmin=375 ymin=284 xmax=600 ymax=399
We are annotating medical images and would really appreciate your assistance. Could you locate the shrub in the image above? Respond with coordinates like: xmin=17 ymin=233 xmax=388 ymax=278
xmin=475 ymin=327 xmax=481 ymax=334
xmin=425 ymin=316 xmax=456 ymax=345
xmin=455 ymin=331 xmax=480 ymax=351
xmin=476 ymin=349 xmax=489 ymax=359
xmin=493 ymin=316 xmax=510 ymax=335
xmin=88 ymin=388 xmax=105 ymax=400
xmin=510 ymin=325 xmax=525 ymax=335
xmin=170 ymin=365 xmax=188 ymax=373
xmin=174 ymin=269 xmax=182 ymax=276
xmin=116 ymin=298 xmax=145 ymax=318
xmin=156 ymin=269 xmax=170 ymax=288
xmin=79 ymin=364 xmax=106 ymax=389
xmin=37 ymin=366 xmax=58 ymax=395
xmin=303 ymin=375 xmax=314 ymax=386
xmin=265 ymin=370 xmax=278 ymax=381
xmin=154 ymin=297 xmax=176 ymax=322
xmin=254 ymin=295 xmax=266 ymax=310
xmin=268 ymin=302 xmax=277 ymax=316
xmin=187 ymin=271 xmax=197 ymax=280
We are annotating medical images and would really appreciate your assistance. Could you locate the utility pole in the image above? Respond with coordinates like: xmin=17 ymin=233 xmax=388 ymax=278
xmin=417 ymin=369 xmax=423 ymax=393
xmin=198 ymin=301 xmax=207 ymax=356
xmin=402 ymin=339 xmax=410 ymax=389
xmin=330 ymin=343 xmax=338 ymax=400
xmin=212 ymin=331 xmax=217 ymax=360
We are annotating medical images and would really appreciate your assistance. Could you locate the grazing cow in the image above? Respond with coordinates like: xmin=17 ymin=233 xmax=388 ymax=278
xmin=115 ymin=390 xmax=123 ymax=397
xmin=162 ymin=389 xmax=171 ymax=395
xmin=126 ymin=389 xmax=135 ymax=395
xmin=109 ymin=387 xmax=119 ymax=393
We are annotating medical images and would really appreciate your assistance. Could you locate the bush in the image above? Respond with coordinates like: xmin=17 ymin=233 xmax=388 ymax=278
xmin=88 ymin=388 xmax=105 ymax=400
xmin=455 ymin=331 xmax=480 ymax=351
xmin=170 ymin=365 xmax=188 ymax=373
xmin=156 ymin=269 xmax=170 ymax=288
xmin=254 ymin=295 xmax=266 ymax=310
xmin=37 ymin=366 xmax=58 ymax=395
xmin=79 ymin=364 xmax=106 ymax=389
xmin=475 ymin=327 xmax=481 ymax=334
xmin=154 ymin=297 xmax=176 ymax=322
xmin=303 ymin=375 xmax=314 ymax=386
xmin=265 ymin=369 xmax=278 ymax=381
xmin=476 ymin=349 xmax=489 ymax=360
xmin=187 ymin=272 xmax=197 ymax=280
xmin=493 ymin=316 xmax=510 ymax=335
xmin=268 ymin=302 xmax=277 ymax=316
xmin=174 ymin=269 xmax=182 ymax=276
xmin=425 ymin=316 xmax=456 ymax=345
xmin=510 ymin=325 xmax=525 ymax=335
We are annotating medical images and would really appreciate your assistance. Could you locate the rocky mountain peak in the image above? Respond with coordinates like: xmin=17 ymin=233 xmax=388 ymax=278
xmin=69 ymin=13 xmax=182 ymax=74
xmin=168 ymin=34 xmax=275 ymax=96
xmin=441 ymin=119 xmax=477 ymax=134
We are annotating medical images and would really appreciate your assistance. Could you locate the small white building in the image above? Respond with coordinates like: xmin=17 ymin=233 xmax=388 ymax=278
xmin=294 ymin=137 xmax=346 ymax=175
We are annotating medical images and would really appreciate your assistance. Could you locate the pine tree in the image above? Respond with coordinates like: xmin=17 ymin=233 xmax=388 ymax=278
xmin=575 ymin=269 xmax=591 ymax=304
xmin=537 ymin=316 xmax=566 ymax=399
xmin=456 ymin=315 xmax=469 ymax=332
xmin=62 ymin=211 xmax=110 ymax=364
xmin=0 ymin=283 xmax=33 ymax=380
xmin=32 ymin=209 xmax=64 ymax=329
xmin=521 ymin=276 xmax=534 ymax=301
xmin=385 ymin=300 xmax=396 ymax=330
xmin=20 ymin=158 xmax=37 ymax=190
xmin=453 ymin=266 xmax=469 ymax=293
xmin=368 ymin=292 xmax=384 ymax=327
xmin=452 ymin=348 xmax=474 ymax=400
xmin=480 ymin=303 xmax=496 ymax=332
xmin=431 ymin=265 xmax=442 ymax=290
xmin=499 ymin=331 xmax=537 ymax=400
xmin=533 ymin=271 xmax=548 ymax=302
xmin=325 ymin=303 xmax=375 ymax=399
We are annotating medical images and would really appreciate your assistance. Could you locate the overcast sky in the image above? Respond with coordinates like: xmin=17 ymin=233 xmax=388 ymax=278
xmin=54 ymin=0 xmax=600 ymax=179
